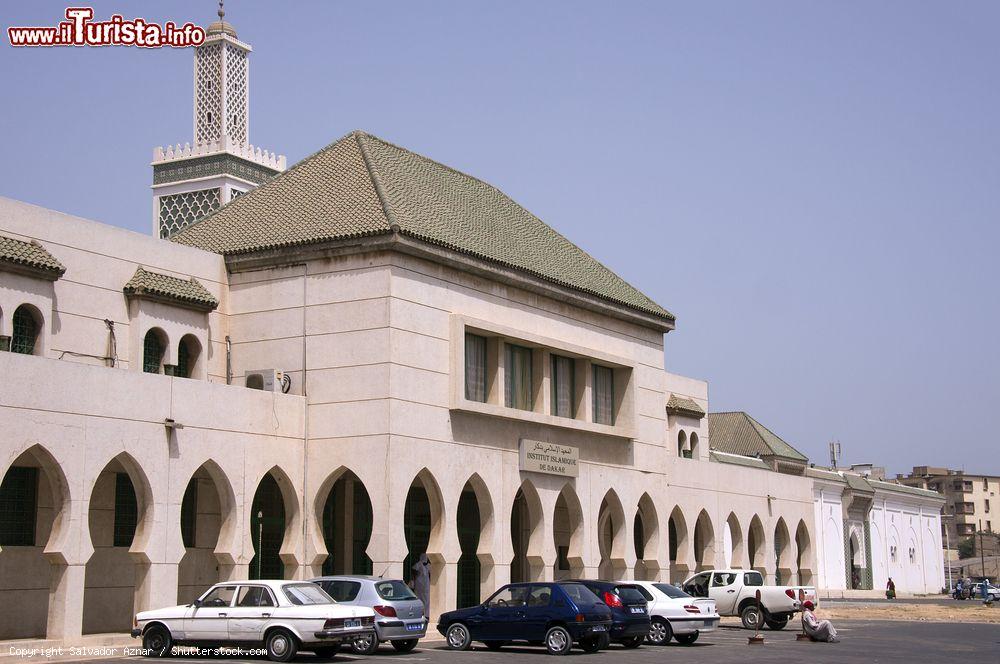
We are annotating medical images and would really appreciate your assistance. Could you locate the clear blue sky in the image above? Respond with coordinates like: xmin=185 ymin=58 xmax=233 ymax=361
xmin=2 ymin=1 xmax=997 ymax=475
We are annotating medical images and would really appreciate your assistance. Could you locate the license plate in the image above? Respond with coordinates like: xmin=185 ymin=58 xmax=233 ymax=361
xmin=591 ymin=625 xmax=607 ymax=632
xmin=345 ymin=619 xmax=361 ymax=629
xmin=406 ymin=623 xmax=423 ymax=632
xmin=630 ymin=607 xmax=645 ymax=614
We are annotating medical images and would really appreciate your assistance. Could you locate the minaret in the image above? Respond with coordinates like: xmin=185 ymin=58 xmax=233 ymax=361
xmin=151 ymin=1 xmax=285 ymax=238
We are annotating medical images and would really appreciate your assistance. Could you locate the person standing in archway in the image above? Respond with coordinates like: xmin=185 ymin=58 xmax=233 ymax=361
xmin=412 ymin=553 xmax=431 ymax=617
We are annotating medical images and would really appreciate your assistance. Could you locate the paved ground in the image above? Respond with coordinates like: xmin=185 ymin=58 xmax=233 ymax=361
xmin=12 ymin=620 xmax=998 ymax=664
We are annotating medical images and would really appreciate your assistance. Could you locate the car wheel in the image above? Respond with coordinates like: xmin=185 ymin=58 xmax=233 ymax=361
xmin=620 ymin=635 xmax=643 ymax=649
xmin=675 ymin=632 xmax=699 ymax=645
xmin=579 ymin=636 xmax=601 ymax=653
xmin=544 ymin=626 xmax=572 ymax=655
xmin=484 ymin=640 xmax=506 ymax=650
xmin=142 ymin=625 xmax=172 ymax=657
xmin=351 ymin=632 xmax=379 ymax=655
xmin=740 ymin=604 xmax=763 ymax=630
xmin=312 ymin=645 xmax=340 ymax=660
xmin=647 ymin=618 xmax=673 ymax=646
xmin=391 ymin=639 xmax=418 ymax=652
xmin=445 ymin=623 xmax=472 ymax=651
xmin=265 ymin=628 xmax=298 ymax=663
xmin=765 ymin=617 xmax=789 ymax=630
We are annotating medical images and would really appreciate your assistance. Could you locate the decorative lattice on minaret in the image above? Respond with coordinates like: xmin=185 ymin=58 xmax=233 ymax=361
xmin=151 ymin=1 xmax=284 ymax=239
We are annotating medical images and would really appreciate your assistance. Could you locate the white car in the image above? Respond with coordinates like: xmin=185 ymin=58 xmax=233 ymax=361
xmin=631 ymin=581 xmax=720 ymax=646
xmin=131 ymin=580 xmax=376 ymax=661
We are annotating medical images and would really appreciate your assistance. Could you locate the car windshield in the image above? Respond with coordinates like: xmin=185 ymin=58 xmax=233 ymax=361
xmin=558 ymin=583 xmax=602 ymax=605
xmin=283 ymin=583 xmax=334 ymax=605
xmin=653 ymin=583 xmax=692 ymax=599
xmin=375 ymin=580 xmax=418 ymax=601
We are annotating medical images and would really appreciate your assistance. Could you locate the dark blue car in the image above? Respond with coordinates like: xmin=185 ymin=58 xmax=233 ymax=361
xmin=437 ymin=582 xmax=613 ymax=655
xmin=570 ymin=580 xmax=651 ymax=648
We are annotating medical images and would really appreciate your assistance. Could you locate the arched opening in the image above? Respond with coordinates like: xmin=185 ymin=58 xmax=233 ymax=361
xmin=689 ymin=432 xmax=699 ymax=459
xmin=320 ymin=470 xmax=373 ymax=576
xmin=403 ymin=470 xmax=445 ymax=618
xmin=173 ymin=334 xmax=202 ymax=379
xmin=510 ymin=482 xmax=543 ymax=583
xmin=693 ymin=510 xmax=715 ymax=572
xmin=0 ymin=445 xmax=69 ymax=639
xmin=677 ymin=430 xmax=688 ymax=458
xmin=634 ymin=494 xmax=659 ymax=580
xmin=83 ymin=455 xmax=150 ymax=634
xmin=748 ymin=514 xmax=766 ymax=575
xmin=774 ymin=518 xmax=791 ymax=585
xmin=849 ymin=531 xmax=863 ymax=589
xmin=250 ymin=472 xmax=286 ymax=580
xmin=456 ymin=476 xmax=494 ymax=609
xmin=668 ymin=507 xmax=689 ymax=582
xmin=553 ymin=484 xmax=584 ymax=580
xmin=725 ymin=513 xmax=743 ymax=568
xmin=178 ymin=462 xmax=234 ymax=602
xmin=142 ymin=328 xmax=167 ymax=374
xmin=11 ymin=304 xmax=42 ymax=355
xmin=598 ymin=490 xmax=627 ymax=580
xmin=795 ymin=520 xmax=813 ymax=586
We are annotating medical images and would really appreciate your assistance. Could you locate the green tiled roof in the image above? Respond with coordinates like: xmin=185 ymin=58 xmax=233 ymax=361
xmin=708 ymin=411 xmax=808 ymax=462
xmin=667 ymin=394 xmax=706 ymax=418
xmin=173 ymin=130 xmax=673 ymax=323
xmin=123 ymin=267 xmax=218 ymax=311
xmin=0 ymin=234 xmax=65 ymax=279
xmin=709 ymin=450 xmax=771 ymax=470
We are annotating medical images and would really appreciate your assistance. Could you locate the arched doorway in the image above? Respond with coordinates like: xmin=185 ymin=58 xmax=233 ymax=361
xmin=795 ymin=520 xmax=813 ymax=585
xmin=849 ymin=531 xmax=863 ymax=589
xmin=725 ymin=513 xmax=743 ymax=568
xmin=83 ymin=454 xmax=149 ymax=634
xmin=597 ymin=490 xmax=626 ymax=580
xmin=250 ymin=471 xmax=287 ymax=580
xmin=668 ymin=507 xmax=689 ymax=582
xmin=748 ymin=514 xmax=766 ymax=575
xmin=403 ymin=470 xmax=445 ymax=617
xmin=0 ymin=445 xmax=69 ymax=639
xmin=634 ymin=494 xmax=659 ymax=580
xmin=456 ymin=475 xmax=494 ymax=609
xmin=510 ymin=482 xmax=543 ymax=583
xmin=774 ymin=518 xmax=791 ymax=585
xmin=553 ymin=484 xmax=584 ymax=580
xmin=320 ymin=470 xmax=373 ymax=576
xmin=693 ymin=510 xmax=715 ymax=572
xmin=178 ymin=462 xmax=234 ymax=602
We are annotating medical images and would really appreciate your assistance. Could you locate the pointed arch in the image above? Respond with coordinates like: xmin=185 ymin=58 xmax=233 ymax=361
xmin=725 ymin=512 xmax=743 ymax=568
xmin=774 ymin=517 xmax=791 ymax=585
xmin=510 ymin=478 xmax=544 ymax=582
xmin=457 ymin=473 xmax=495 ymax=606
xmin=693 ymin=509 xmax=715 ymax=571
xmin=249 ymin=464 xmax=302 ymax=580
xmin=311 ymin=466 xmax=373 ymax=577
xmin=403 ymin=467 xmax=447 ymax=618
xmin=178 ymin=459 xmax=237 ymax=600
xmin=748 ymin=514 xmax=766 ymax=573
xmin=668 ymin=506 xmax=690 ymax=582
xmin=634 ymin=493 xmax=659 ymax=580
xmin=795 ymin=519 xmax=813 ymax=586
xmin=553 ymin=482 xmax=585 ymax=580
xmin=598 ymin=488 xmax=627 ymax=580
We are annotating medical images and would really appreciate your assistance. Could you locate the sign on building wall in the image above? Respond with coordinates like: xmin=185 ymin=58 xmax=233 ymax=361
xmin=519 ymin=439 xmax=579 ymax=477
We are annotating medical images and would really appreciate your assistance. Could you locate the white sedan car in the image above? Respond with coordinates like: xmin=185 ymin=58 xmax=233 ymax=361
xmin=131 ymin=580 xmax=376 ymax=661
xmin=631 ymin=581 xmax=720 ymax=645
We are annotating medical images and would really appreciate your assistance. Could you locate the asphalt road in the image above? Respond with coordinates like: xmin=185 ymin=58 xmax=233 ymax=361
xmin=28 ymin=620 xmax=999 ymax=664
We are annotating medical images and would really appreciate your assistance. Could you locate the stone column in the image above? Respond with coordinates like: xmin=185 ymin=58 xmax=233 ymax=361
xmin=46 ymin=562 xmax=86 ymax=641
xmin=133 ymin=559 xmax=181 ymax=614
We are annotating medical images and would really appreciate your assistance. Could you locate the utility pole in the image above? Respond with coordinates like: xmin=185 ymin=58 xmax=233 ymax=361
xmin=980 ymin=520 xmax=987 ymax=580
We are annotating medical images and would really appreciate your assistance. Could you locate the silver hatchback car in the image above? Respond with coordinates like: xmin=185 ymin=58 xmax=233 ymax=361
xmin=310 ymin=575 xmax=427 ymax=654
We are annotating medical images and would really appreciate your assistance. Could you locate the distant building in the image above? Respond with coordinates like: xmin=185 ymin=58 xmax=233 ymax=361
xmin=897 ymin=466 xmax=1000 ymax=547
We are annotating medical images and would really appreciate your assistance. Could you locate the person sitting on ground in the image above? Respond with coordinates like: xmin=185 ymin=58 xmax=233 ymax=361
xmin=801 ymin=600 xmax=839 ymax=643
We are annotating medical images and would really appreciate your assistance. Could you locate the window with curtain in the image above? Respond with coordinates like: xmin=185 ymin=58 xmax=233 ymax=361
xmin=550 ymin=354 xmax=575 ymax=418
xmin=505 ymin=344 xmax=533 ymax=410
xmin=464 ymin=333 xmax=487 ymax=402
xmin=592 ymin=364 xmax=614 ymax=425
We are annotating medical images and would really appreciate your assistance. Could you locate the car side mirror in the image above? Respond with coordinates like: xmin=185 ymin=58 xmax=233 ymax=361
xmin=191 ymin=599 xmax=203 ymax=607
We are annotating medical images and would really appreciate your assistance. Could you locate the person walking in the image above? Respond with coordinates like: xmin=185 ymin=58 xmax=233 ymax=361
xmin=886 ymin=577 xmax=896 ymax=600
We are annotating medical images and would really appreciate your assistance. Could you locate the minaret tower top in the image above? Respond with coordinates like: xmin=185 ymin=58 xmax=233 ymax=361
xmin=151 ymin=2 xmax=285 ymax=239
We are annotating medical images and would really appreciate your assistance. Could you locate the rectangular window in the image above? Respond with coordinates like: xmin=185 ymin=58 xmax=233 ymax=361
xmin=181 ymin=480 xmax=198 ymax=548
xmin=0 ymin=467 xmax=37 ymax=546
xmin=505 ymin=344 xmax=533 ymax=410
xmin=592 ymin=364 xmax=614 ymax=425
xmin=550 ymin=354 xmax=575 ymax=418
xmin=464 ymin=333 xmax=488 ymax=403
xmin=985 ymin=499 xmax=990 ymax=513
xmin=114 ymin=473 xmax=138 ymax=548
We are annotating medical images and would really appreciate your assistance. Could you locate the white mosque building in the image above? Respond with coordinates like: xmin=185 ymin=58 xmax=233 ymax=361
xmin=0 ymin=9 xmax=944 ymax=643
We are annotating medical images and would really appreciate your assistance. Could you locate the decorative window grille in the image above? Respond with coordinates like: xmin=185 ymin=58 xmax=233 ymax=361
xmin=225 ymin=46 xmax=249 ymax=145
xmin=11 ymin=307 xmax=38 ymax=355
xmin=158 ymin=188 xmax=221 ymax=237
xmin=143 ymin=330 xmax=164 ymax=374
xmin=113 ymin=473 xmax=138 ymax=547
xmin=175 ymin=339 xmax=192 ymax=378
xmin=194 ymin=43 xmax=223 ymax=145
xmin=0 ymin=467 xmax=38 ymax=546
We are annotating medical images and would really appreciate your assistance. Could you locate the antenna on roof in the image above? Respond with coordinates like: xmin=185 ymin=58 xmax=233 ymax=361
xmin=829 ymin=441 xmax=841 ymax=469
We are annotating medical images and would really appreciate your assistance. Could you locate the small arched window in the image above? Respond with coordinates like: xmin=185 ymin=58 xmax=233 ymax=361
xmin=689 ymin=432 xmax=699 ymax=459
xmin=207 ymin=111 xmax=213 ymax=124
xmin=677 ymin=430 xmax=688 ymax=458
xmin=143 ymin=329 xmax=165 ymax=374
xmin=175 ymin=335 xmax=201 ymax=379
xmin=11 ymin=305 xmax=40 ymax=355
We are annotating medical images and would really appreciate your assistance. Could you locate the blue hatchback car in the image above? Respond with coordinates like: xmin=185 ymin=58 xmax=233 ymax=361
xmin=570 ymin=580 xmax=651 ymax=648
xmin=437 ymin=582 xmax=613 ymax=655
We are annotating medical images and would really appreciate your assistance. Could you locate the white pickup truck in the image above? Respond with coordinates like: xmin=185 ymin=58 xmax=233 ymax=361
xmin=681 ymin=569 xmax=817 ymax=630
